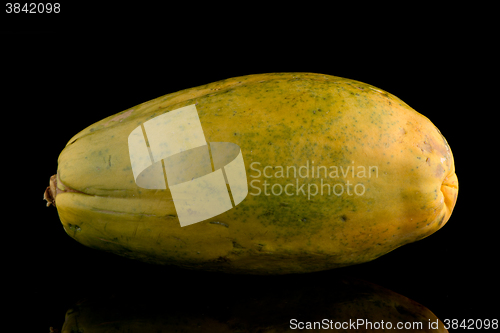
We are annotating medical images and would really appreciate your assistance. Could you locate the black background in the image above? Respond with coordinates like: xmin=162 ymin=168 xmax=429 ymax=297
xmin=3 ymin=4 xmax=496 ymax=332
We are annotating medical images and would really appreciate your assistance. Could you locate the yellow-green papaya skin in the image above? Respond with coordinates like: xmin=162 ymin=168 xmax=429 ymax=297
xmin=50 ymin=73 xmax=458 ymax=274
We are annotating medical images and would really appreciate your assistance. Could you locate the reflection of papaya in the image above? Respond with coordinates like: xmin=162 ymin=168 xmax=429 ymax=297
xmin=60 ymin=272 xmax=447 ymax=332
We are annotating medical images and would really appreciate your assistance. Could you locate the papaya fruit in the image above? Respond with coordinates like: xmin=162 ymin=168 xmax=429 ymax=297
xmin=59 ymin=273 xmax=448 ymax=332
xmin=45 ymin=72 xmax=458 ymax=274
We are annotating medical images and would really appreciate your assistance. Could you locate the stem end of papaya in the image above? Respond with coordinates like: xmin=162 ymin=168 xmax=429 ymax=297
xmin=44 ymin=174 xmax=57 ymax=207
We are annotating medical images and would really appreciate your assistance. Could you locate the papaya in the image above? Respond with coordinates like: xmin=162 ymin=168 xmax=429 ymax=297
xmin=45 ymin=72 xmax=458 ymax=274
xmin=59 ymin=273 xmax=448 ymax=332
